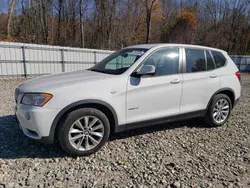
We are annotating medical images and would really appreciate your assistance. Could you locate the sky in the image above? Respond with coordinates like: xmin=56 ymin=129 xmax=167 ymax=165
xmin=0 ymin=0 xmax=8 ymax=14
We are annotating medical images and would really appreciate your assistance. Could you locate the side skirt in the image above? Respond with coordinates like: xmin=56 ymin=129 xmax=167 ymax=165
xmin=115 ymin=110 xmax=206 ymax=133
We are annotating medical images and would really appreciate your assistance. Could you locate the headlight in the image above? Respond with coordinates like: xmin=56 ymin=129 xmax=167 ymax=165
xmin=21 ymin=93 xmax=53 ymax=107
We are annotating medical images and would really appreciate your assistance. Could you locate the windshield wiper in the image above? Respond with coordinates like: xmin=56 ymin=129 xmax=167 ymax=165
xmin=89 ymin=69 xmax=110 ymax=74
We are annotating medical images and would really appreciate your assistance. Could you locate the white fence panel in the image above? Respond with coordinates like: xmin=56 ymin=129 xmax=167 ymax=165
xmin=0 ymin=46 xmax=24 ymax=76
xmin=0 ymin=42 xmax=114 ymax=77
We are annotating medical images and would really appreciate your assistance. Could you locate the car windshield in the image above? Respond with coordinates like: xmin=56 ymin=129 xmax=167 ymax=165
xmin=89 ymin=48 xmax=148 ymax=75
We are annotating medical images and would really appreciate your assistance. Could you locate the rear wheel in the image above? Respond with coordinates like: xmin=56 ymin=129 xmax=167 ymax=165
xmin=204 ymin=94 xmax=232 ymax=127
xmin=58 ymin=108 xmax=110 ymax=156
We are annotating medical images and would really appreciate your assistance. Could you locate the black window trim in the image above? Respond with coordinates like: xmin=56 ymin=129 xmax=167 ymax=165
xmin=206 ymin=50 xmax=217 ymax=71
xmin=130 ymin=46 xmax=182 ymax=78
xmin=204 ymin=49 xmax=207 ymax=71
xmin=208 ymin=50 xmax=217 ymax=69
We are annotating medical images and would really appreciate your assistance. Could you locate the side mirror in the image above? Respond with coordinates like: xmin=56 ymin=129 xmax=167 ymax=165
xmin=136 ymin=65 xmax=156 ymax=76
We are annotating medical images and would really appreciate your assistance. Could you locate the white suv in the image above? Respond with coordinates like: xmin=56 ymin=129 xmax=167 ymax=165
xmin=15 ymin=44 xmax=241 ymax=156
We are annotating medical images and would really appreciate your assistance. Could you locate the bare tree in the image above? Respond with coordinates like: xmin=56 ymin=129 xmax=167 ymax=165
xmin=79 ymin=0 xmax=84 ymax=48
xmin=141 ymin=0 xmax=161 ymax=43
xmin=79 ymin=0 xmax=89 ymax=48
xmin=7 ymin=0 xmax=15 ymax=39
xmin=38 ymin=0 xmax=49 ymax=44
xmin=1 ymin=0 xmax=250 ymax=54
xmin=55 ymin=0 xmax=63 ymax=45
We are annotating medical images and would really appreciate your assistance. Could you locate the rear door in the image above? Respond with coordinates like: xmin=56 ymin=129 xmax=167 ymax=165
xmin=180 ymin=48 xmax=220 ymax=114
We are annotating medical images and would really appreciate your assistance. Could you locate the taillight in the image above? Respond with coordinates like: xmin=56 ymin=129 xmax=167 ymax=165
xmin=235 ymin=71 xmax=241 ymax=81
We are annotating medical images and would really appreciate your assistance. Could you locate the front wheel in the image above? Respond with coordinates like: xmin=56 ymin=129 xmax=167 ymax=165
xmin=204 ymin=94 xmax=232 ymax=127
xmin=58 ymin=108 xmax=110 ymax=156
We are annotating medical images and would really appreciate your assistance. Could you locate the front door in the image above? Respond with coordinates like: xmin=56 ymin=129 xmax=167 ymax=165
xmin=126 ymin=47 xmax=183 ymax=124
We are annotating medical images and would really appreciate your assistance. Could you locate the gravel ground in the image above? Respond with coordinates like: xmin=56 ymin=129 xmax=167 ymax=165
xmin=0 ymin=75 xmax=250 ymax=188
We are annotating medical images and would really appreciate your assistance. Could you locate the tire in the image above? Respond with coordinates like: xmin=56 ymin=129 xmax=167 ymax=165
xmin=204 ymin=94 xmax=232 ymax=127
xmin=58 ymin=108 xmax=110 ymax=156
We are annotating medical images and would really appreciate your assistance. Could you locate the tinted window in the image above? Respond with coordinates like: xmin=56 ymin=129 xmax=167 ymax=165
xmin=211 ymin=51 xmax=226 ymax=68
xmin=206 ymin=51 xmax=215 ymax=70
xmin=186 ymin=49 xmax=206 ymax=73
xmin=142 ymin=48 xmax=179 ymax=76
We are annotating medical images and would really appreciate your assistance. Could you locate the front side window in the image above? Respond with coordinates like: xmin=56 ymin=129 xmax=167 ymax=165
xmin=141 ymin=48 xmax=179 ymax=76
xmin=211 ymin=51 xmax=226 ymax=68
xmin=185 ymin=49 xmax=206 ymax=73
xmin=90 ymin=48 xmax=147 ymax=75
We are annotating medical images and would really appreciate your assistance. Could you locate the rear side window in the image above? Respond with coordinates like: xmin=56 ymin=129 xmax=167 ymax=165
xmin=211 ymin=51 xmax=226 ymax=68
xmin=206 ymin=51 xmax=216 ymax=70
xmin=185 ymin=49 xmax=206 ymax=73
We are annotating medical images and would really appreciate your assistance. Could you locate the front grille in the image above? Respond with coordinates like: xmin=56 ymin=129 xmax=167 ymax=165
xmin=15 ymin=88 xmax=19 ymax=103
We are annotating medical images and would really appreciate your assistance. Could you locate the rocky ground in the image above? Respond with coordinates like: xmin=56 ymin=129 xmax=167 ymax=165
xmin=0 ymin=75 xmax=250 ymax=188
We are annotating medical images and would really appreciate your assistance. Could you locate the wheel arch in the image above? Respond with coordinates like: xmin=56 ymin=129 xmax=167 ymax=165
xmin=50 ymin=100 xmax=118 ymax=143
xmin=205 ymin=88 xmax=235 ymax=113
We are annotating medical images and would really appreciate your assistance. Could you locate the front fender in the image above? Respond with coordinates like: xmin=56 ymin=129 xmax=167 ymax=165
xmin=48 ymin=99 xmax=118 ymax=143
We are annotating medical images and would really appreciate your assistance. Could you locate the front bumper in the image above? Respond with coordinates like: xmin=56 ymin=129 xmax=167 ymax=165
xmin=15 ymin=104 xmax=60 ymax=144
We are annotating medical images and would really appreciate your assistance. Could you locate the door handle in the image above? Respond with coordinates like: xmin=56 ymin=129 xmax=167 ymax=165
xmin=170 ymin=79 xmax=181 ymax=84
xmin=210 ymin=74 xmax=217 ymax=78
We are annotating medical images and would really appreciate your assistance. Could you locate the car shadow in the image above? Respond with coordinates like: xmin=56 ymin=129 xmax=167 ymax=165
xmin=109 ymin=118 xmax=211 ymax=141
xmin=0 ymin=115 xmax=211 ymax=159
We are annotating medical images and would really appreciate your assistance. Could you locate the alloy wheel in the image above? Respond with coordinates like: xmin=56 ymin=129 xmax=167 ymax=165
xmin=213 ymin=99 xmax=230 ymax=124
xmin=68 ymin=116 xmax=104 ymax=151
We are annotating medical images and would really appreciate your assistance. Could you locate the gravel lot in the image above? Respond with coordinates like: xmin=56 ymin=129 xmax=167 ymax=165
xmin=0 ymin=75 xmax=250 ymax=188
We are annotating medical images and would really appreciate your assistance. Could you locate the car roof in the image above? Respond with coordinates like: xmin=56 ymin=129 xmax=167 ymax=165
xmin=127 ymin=43 xmax=227 ymax=53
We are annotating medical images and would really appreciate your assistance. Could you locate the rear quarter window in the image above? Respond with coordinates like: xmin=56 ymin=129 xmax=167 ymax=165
xmin=211 ymin=51 xmax=227 ymax=68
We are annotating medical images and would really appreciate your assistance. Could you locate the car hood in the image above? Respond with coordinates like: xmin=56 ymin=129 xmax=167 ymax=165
xmin=18 ymin=70 xmax=115 ymax=92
